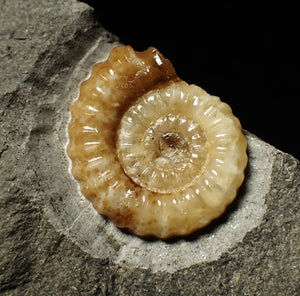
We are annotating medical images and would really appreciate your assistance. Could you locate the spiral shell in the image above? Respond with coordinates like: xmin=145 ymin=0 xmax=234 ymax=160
xmin=67 ymin=45 xmax=247 ymax=239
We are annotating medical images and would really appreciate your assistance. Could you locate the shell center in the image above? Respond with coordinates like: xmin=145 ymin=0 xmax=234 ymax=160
xmin=159 ymin=132 xmax=188 ymax=156
xmin=117 ymin=112 xmax=209 ymax=193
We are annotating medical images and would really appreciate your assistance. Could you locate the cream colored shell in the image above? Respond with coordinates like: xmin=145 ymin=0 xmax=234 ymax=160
xmin=67 ymin=45 xmax=247 ymax=239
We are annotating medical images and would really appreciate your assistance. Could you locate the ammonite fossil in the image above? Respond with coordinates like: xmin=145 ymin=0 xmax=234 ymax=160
xmin=67 ymin=45 xmax=248 ymax=239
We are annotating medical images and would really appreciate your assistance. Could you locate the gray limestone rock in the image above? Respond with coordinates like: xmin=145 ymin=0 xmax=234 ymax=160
xmin=0 ymin=0 xmax=299 ymax=295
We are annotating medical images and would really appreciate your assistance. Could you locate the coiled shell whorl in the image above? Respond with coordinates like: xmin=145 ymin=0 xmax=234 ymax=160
xmin=67 ymin=45 xmax=248 ymax=239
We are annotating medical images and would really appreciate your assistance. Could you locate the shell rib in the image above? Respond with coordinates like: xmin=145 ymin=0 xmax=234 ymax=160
xmin=67 ymin=45 xmax=248 ymax=239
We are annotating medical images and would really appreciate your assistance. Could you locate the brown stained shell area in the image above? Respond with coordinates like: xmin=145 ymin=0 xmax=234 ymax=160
xmin=67 ymin=45 xmax=248 ymax=239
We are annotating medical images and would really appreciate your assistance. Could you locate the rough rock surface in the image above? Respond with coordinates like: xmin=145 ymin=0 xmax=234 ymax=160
xmin=0 ymin=0 xmax=299 ymax=295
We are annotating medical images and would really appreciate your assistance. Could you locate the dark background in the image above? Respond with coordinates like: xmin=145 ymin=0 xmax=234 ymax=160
xmin=82 ymin=1 xmax=299 ymax=159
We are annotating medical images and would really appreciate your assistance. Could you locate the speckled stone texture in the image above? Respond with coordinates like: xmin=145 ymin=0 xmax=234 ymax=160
xmin=0 ymin=1 xmax=299 ymax=295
